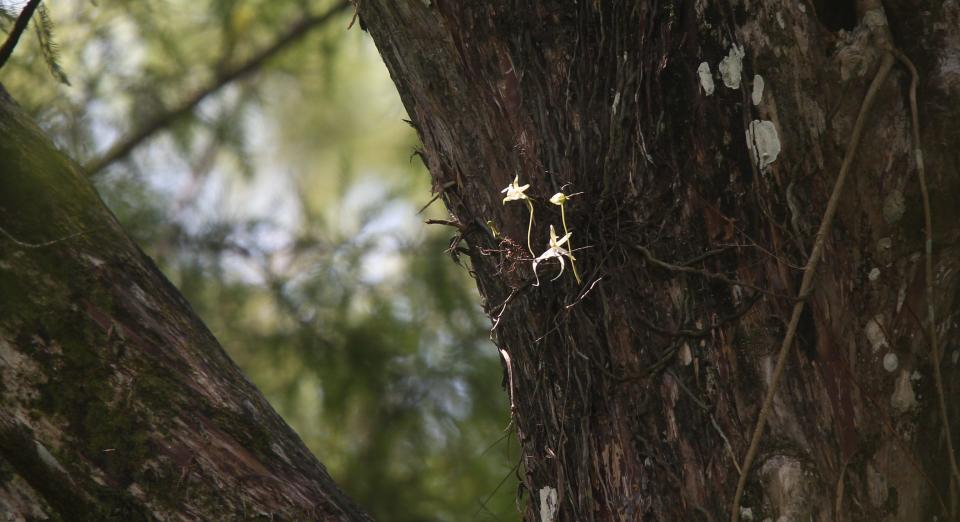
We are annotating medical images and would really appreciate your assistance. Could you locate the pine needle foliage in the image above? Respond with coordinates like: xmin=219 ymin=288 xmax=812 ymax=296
xmin=31 ymin=3 xmax=69 ymax=84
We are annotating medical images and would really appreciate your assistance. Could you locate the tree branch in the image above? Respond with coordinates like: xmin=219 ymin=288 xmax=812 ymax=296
xmin=0 ymin=0 xmax=42 ymax=71
xmin=84 ymin=1 xmax=351 ymax=176
xmin=0 ymin=83 xmax=371 ymax=521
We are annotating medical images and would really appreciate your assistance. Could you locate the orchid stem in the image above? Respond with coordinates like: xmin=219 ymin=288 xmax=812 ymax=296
xmin=525 ymin=198 xmax=536 ymax=257
xmin=560 ymin=204 xmax=582 ymax=284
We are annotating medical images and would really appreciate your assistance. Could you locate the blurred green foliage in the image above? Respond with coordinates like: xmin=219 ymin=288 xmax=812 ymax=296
xmin=0 ymin=0 xmax=518 ymax=519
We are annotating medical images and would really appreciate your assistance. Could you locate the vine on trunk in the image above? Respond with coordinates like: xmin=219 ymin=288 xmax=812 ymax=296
xmin=730 ymin=3 xmax=958 ymax=519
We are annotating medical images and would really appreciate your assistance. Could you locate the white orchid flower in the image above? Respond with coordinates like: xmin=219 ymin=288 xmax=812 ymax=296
xmin=549 ymin=192 xmax=568 ymax=206
xmin=547 ymin=191 xmax=582 ymax=284
xmin=501 ymin=175 xmax=536 ymax=255
xmin=532 ymin=225 xmax=575 ymax=285
xmin=549 ymin=191 xmax=582 ymax=206
xmin=501 ymin=175 xmax=530 ymax=204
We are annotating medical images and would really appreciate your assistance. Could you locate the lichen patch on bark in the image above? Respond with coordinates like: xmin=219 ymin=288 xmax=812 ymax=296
xmin=719 ymin=44 xmax=745 ymax=89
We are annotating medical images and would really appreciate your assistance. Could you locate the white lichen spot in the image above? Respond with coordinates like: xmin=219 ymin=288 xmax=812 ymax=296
xmin=746 ymin=120 xmax=781 ymax=169
xmin=864 ymin=315 xmax=888 ymax=353
xmin=678 ymin=343 xmax=693 ymax=365
xmin=882 ymin=189 xmax=906 ymax=224
xmin=868 ymin=267 xmax=881 ymax=281
xmin=83 ymin=254 xmax=105 ymax=268
xmin=740 ymin=507 xmax=755 ymax=520
xmin=719 ymin=44 xmax=746 ymax=89
xmin=612 ymin=91 xmax=621 ymax=114
xmin=891 ymin=370 xmax=917 ymax=413
xmin=751 ymin=74 xmax=764 ymax=105
xmin=731 ymin=284 xmax=744 ymax=305
xmin=539 ymin=486 xmax=559 ymax=522
xmin=797 ymin=2 xmax=806 ymax=13
xmin=866 ymin=464 xmax=888 ymax=507
xmin=911 ymin=370 xmax=922 ymax=381
xmin=127 ymin=482 xmax=146 ymax=499
xmin=776 ymin=11 xmax=786 ymax=28
xmin=883 ymin=352 xmax=899 ymax=372
xmin=35 ymin=441 xmax=67 ymax=475
xmin=862 ymin=9 xmax=888 ymax=30
xmin=897 ymin=281 xmax=907 ymax=314
xmin=697 ymin=62 xmax=715 ymax=96
xmin=131 ymin=283 xmax=160 ymax=311
xmin=271 ymin=443 xmax=292 ymax=465
xmin=759 ymin=456 xmax=809 ymax=520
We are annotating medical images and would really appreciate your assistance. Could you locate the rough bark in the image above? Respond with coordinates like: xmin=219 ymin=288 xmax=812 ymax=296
xmin=362 ymin=1 xmax=960 ymax=520
xmin=0 ymin=86 xmax=369 ymax=520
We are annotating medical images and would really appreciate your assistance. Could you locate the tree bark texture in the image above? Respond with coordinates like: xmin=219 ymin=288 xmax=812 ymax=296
xmin=362 ymin=1 xmax=960 ymax=520
xmin=0 ymin=86 xmax=369 ymax=521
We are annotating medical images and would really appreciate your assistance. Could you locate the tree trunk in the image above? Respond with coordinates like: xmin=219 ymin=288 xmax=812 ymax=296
xmin=362 ymin=1 xmax=960 ymax=520
xmin=0 ymin=86 xmax=369 ymax=520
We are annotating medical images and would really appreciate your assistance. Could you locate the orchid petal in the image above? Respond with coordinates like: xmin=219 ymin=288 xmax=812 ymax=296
xmin=502 ymin=176 xmax=531 ymax=204
xmin=551 ymin=256 xmax=566 ymax=280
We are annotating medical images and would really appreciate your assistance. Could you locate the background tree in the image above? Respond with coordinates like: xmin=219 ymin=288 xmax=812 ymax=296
xmin=1 ymin=0 xmax=517 ymax=519
xmin=0 ymin=82 xmax=371 ymax=520
xmin=360 ymin=0 xmax=960 ymax=520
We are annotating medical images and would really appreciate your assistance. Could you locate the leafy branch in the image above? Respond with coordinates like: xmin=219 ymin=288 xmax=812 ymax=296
xmin=0 ymin=0 xmax=42 ymax=72
xmin=84 ymin=1 xmax=351 ymax=176
xmin=32 ymin=3 xmax=67 ymax=84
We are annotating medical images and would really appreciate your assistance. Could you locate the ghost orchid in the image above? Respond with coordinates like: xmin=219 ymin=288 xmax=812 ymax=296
xmin=547 ymin=192 xmax=582 ymax=284
xmin=501 ymin=175 xmax=535 ymax=256
xmin=532 ymin=225 xmax=575 ymax=285
xmin=501 ymin=176 xmax=530 ymax=203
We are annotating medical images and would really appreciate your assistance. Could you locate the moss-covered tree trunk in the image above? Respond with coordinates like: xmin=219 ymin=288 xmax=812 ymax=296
xmin=0 ymin=86 xmax=369 ymax=520
xmin=363 ymin=1 xmax=960 ymax=520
